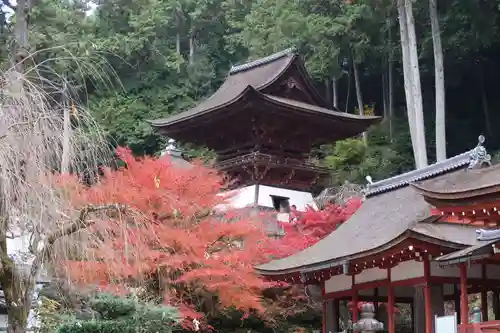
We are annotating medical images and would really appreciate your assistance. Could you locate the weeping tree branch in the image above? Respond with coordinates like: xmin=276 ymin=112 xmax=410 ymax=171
xmin=23 ymin=204 xmax=127 ymax=303
xmin=0 ymin=204 xmax=125 ymax=324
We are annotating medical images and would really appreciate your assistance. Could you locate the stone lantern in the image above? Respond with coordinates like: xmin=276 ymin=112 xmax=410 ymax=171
xmin=352 ymin=303 xmax=384 ymax=333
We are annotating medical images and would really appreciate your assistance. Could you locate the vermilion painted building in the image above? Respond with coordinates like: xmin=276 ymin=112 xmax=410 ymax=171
xmin=257 ymin=136 xmax=500 ymax=333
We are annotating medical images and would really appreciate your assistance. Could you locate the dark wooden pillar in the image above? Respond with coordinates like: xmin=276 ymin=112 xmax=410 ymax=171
xmin=423 ymin=258 xmax=432 ymax=333
xmin=374 ymin=288 xmax=379 ymax=315
xmin=414 ymin=285 xmax=426 ymax=333
xmin=493 ymin=290 xmax=500 ymax=320
xmin=460 ymin=263 xmax=469 ymax=325
xmin=431 ymin=285 xmax=445 ymax=332
xmin=324 ymin=299 xmax=340 ymax=333
xmin=454 ymin=284 xmax=461 ymax=321
xmin=481 ymin=265 xmax=488 ymax=321
xmin=352 ymin=275 xmax=358 ymax=333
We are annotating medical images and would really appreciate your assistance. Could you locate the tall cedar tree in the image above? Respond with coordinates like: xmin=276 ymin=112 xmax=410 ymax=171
xmin=58 ymin=148 xmax=361 ymax=327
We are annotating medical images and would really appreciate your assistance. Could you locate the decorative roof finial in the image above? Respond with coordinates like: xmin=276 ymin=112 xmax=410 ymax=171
xmin=162 ymin=138 xmax=183 ymax=158
xmin=366 ymin=175 xmax=374 ymax=185
xmin=468 ymin=135 xmax=491 ymax=169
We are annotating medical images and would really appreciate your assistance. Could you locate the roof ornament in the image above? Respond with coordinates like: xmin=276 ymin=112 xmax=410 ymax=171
xmin=229 ymin=47 xmax=297 ymax=74
xmin=468 ymin=135 xmax=491 ymax=169
xmin=476 ymin=228 xmax=500 ymax=241
xmin=361 ymin=175 xmax=374 ymax=200
xmin=162 ymin=138 xmax=183 ymax=158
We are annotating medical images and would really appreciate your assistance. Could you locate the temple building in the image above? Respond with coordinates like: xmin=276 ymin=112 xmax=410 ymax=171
xmin=256 ymin=135 xmax=500 ymax=333
xmin=151 ymin=48 xmax=380 ymax=212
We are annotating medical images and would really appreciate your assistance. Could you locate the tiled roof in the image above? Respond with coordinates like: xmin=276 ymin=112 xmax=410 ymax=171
xmin=150 ymin=48 xmax=379 ymax=136
xmin=256 ymin=143 xmax=489 ymax=275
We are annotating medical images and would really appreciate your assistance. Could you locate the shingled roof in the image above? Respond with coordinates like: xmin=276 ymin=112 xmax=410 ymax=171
xmin=150 ymin=48 xmax=380 ymax=134
xmin=256 ymin=147 xmax=485 ymax=275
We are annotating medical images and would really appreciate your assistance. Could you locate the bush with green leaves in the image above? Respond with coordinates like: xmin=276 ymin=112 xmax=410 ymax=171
xmin=56 ymin=293 xmax=180 ymax=333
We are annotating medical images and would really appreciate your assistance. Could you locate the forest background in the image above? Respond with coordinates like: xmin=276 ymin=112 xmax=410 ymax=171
xmin=0 ymin=0 xmax=498 ymax=333
xmin=3 ymin=0 xmax=500 ymax=185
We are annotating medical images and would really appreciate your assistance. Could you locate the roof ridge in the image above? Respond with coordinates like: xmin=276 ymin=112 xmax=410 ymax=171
xmin=365 ymin=149 xmax=474 ymax=197
xmin=229 ymin=47 xmax=297 ymax=75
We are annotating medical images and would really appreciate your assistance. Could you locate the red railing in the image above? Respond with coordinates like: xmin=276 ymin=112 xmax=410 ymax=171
xmin=460 ymin=321 xmax=500 ymax=333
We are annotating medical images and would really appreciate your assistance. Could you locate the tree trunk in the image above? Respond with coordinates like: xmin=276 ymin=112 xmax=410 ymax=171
xmin=382 ymin=72 xmax=388 ymax=119
xmin=325 ymin=78 xmax=332 ymax=106
xmin=397 ymin=0 xmax=419 ymax=168
xmin=9 ymin=0 xmax=31 ymax=94
xmin=352 ymin=54 xmax=368 ymax=146
xmin=0 ymin=233 xmax=31 ymax=333
xmin=61 ymin=81 xmax=72 ymax=173
xmin=188 ymin=34 xmax=195 ymax=65
xmin=176 ymin=32 xmax=181 ymax=55
xmin=344 ymin=70 xmax=351 ymax=113
xmin=332 ymin=77 xmax=338 ymax=108
xmin=388 ymin=16 xmax=394 ymax=141
xmin=7 ymin=305 xmax=29 ymax=333
xmin=481 ymin=86 xmax=492 ymax=138
xmin=405 ymin=0 xmax=428 ymax=168
xmin=430 ymin=0 xmax=446 ymax=161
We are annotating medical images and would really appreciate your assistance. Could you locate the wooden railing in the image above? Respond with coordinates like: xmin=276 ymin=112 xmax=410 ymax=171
xmin=460 ymin=321 xmax=500 ymax=333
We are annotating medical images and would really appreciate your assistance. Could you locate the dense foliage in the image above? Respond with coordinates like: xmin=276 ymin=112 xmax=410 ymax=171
xmin=55 ymin=294 xmax=179 ymax=333
xmin=57 ymin=148 xmax=360 ymax=329
xmin=3 ymin=0 xmax=499 ymax=182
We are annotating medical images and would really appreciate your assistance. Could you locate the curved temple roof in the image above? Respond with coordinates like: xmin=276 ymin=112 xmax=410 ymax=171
xmin=411 ymin=136 xmax=499 ymax=201
xmin=256 ymin=143 xmax=494 ymax=275
xmin=150 ymin=48 xmax=380 ymax=140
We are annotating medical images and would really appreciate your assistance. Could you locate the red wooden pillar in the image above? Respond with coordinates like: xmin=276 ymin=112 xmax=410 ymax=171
xmin=387 ymin=269 xmax=395 ymax=333
xmin=460 ymin=263 xmax=469 ymax=325
xmin=352 ymin=275 xmax=358 ymax=333
xmin=423 ymin=257 xmax=432 ymax=333
xmin=481 ymin=265 xmax=488 ymax=321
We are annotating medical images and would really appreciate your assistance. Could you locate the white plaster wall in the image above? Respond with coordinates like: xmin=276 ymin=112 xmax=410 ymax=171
xmin=431 ymin=262 xmax=460 ymax=277
xmin=391 ymin=260 xmax=424 ymax=281
xmin=324 ymin=274 xmax=352 ymax=293
xmin=355 ymin=267 xmax=387 ymax=284
xmin=217 ymin=185 xmax=317 ymax=211
xmin=467 ymin=264 xmax=482 ymax=278
xmin=430 ymin=261 xmax=482 ymax=279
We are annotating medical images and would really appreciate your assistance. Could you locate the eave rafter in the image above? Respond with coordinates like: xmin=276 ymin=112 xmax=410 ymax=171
xmin=263 ymin=238 xmax=457 ymax=285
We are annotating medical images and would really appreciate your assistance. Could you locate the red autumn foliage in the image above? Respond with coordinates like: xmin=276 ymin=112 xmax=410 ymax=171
xmin=267 ymin=199 xmax=362 ymax=259
xmin=58 ymin=147 xmax=362 ymax=327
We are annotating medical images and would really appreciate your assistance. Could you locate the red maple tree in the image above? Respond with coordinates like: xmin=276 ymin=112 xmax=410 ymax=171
xmin=58 ymin=148 xmax=361 ymax=327
xmin=268 ymin=199 xmax=362 ymax=259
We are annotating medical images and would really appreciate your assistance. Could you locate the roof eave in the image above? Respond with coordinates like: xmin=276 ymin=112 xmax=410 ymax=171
xmin=149 ymin=85 xmax=258 ymax=129
xmin=151 ymin=89 xmax=381 ymax=133
xmin=256 ymin=227 xmax=468 ymax=276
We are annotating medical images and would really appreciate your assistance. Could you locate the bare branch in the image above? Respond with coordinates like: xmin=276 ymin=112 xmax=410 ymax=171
xmin=24 ymin=204 xmax=126 ymax=310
